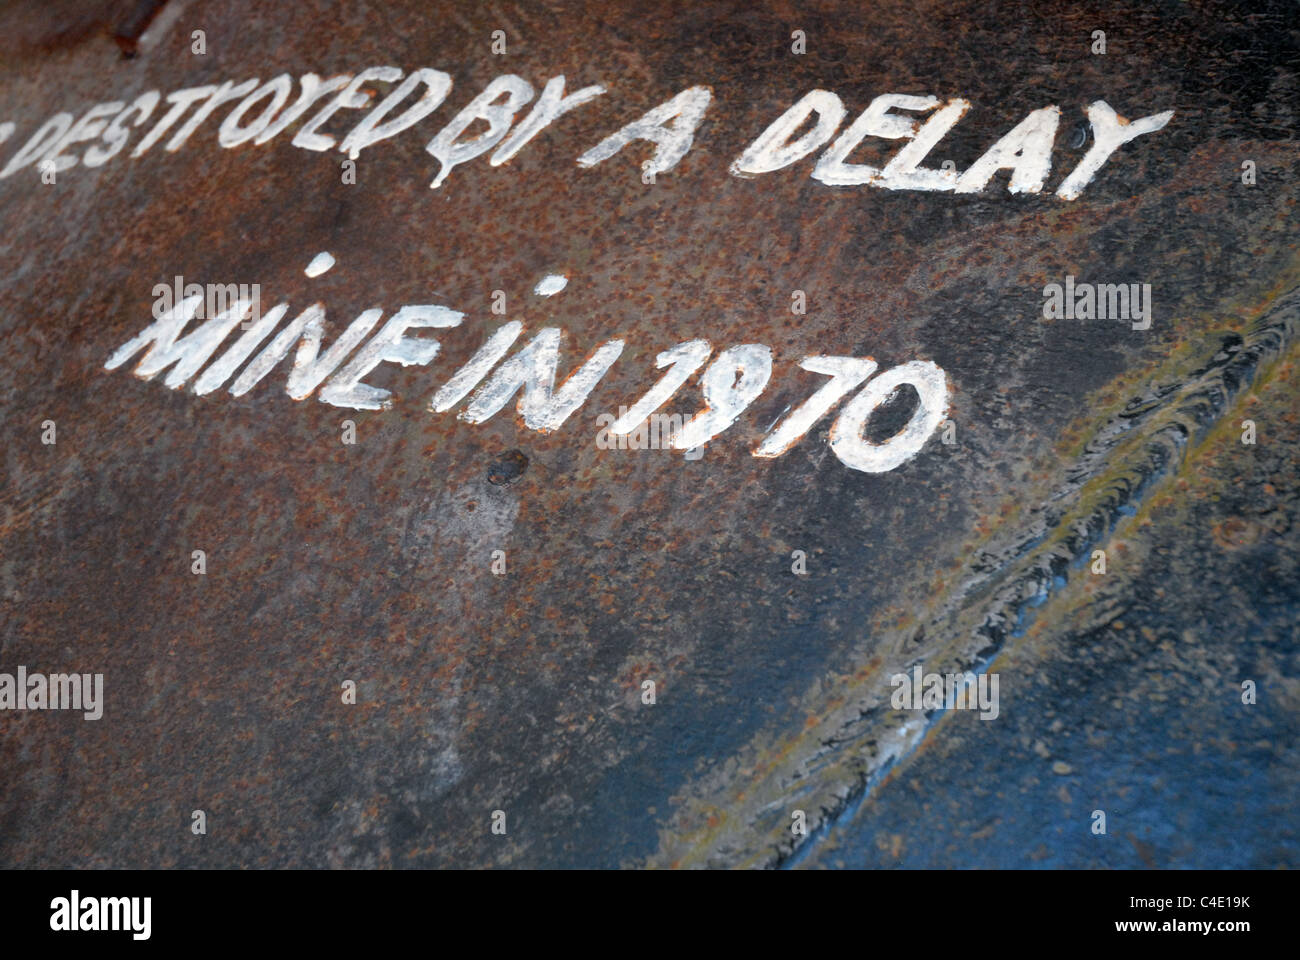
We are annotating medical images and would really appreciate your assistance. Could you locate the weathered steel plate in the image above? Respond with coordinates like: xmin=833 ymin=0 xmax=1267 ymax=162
xmin=1 ymin=0 xmax=1297 ymax=869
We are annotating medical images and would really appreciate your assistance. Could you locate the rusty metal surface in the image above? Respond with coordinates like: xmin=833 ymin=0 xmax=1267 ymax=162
xmin=1 ymin=0 xmax=1297 ymax=868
